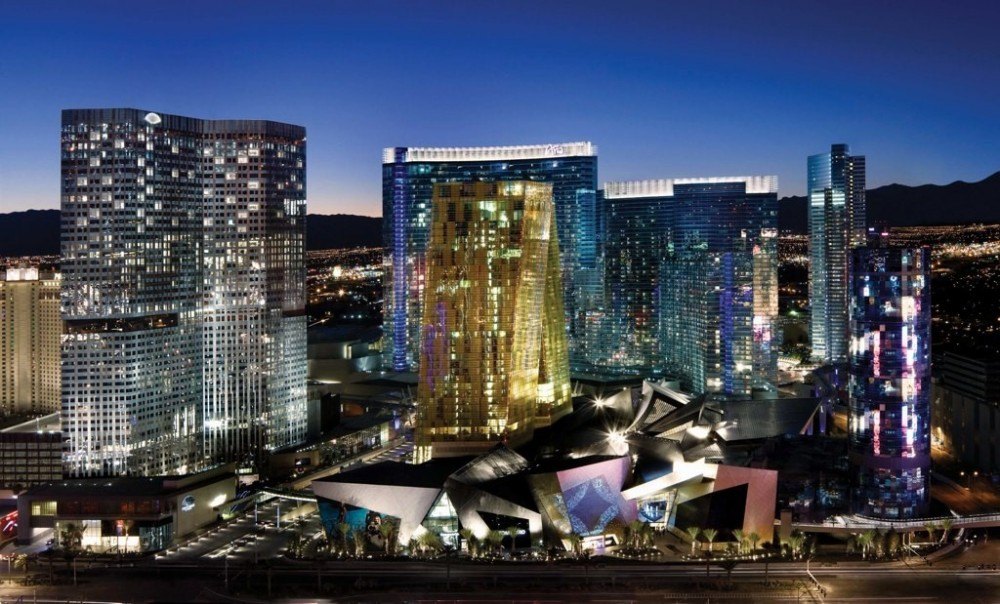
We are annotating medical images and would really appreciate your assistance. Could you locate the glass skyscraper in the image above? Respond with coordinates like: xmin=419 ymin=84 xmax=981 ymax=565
xmin=809 ymin=144 xmax=866 ymax=364
xmin=382 ymin=143 xmax=599 ymax=373
xmin=61 ymin=108 xmax=307 ymax=476
xmin=415 ymin=182 xmax=571 ymax=463
xmin=602 ymin=177 xmax=779 ymax=395
xmin=848 ymin=243 xmax=931 ymax=519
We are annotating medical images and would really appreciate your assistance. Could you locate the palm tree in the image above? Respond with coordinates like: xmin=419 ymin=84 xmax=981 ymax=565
xmin=60 ymin=523 xmax=83 ymax=553
xmin=627 ymin=520 xmax=644 ymax=549
xmin=420 ymin=530 xmax=444 ymax=556
xmin=940 ymin=518 xmax=954 ymax=544
xmin=505 ymin=525 xmax=520 ymax=554
xmin=565 ymin=533 xmax=583 ymax=558
xmin=13 ymin=554 xmax=28 ymax=578
xmin=748 ymin=531 xmax=761 ymax=555
xmin=732 ymin=529 xmax=746 ymax=555
xmin=352 ymin=529 xmax=366 ymax=556
xmin=685 ymin=527 xmax=701 ymax=556
xmin=640 ymin=523 xmax=654 ymax=549
xmin=887 ymin=529 xmax=901 ymax=558
xmin=857 ymin=530 xmax=875 ymax=559
xmin=378 ymin=522 xmax=395 ymax=555
xmin=286 ymin=533 xmax=304 ymax=558
xmin=459 ymin=528 xmax=474 ymax=554
xmin=337 ymin=522 xmax=351 ymax=554
xmin=702 ymin=528 xmax=718 ymax=554
xmin=485 ymin=530 xmax=504 ymax=556
xmin=923 ymin=522 xmax=937 ymax=543
xmin=845 ymin=534 xmax=857 ymax=555
xmin=786 ymin=532 xmax=805 ymax=560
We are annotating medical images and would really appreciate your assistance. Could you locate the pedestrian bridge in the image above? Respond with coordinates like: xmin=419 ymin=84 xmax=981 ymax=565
xmin=793 ymin=511 xmax=1000 ymax=534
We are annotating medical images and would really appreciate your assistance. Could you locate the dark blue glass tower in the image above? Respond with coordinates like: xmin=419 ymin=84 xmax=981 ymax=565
xmin=602 ymin=177 xmax=778 ymax=394
xmin=849 ymin=243 xmax=931 ymax=518
xmin=382 ymin=143 xmax=599 ymax=372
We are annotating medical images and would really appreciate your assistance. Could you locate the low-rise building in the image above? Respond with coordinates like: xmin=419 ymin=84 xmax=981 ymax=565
xmin=17 ymin=465 xmax=236 ymax=552
xmin=0 ymin=413 xmax=62 ymax=489
xmin=933 ymin=353 xmax=1000 ymax=475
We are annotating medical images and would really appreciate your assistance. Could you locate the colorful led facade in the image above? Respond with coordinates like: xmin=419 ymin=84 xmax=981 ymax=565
xmin=382 ymin=143 xmax=599 ymax=373
xmin=848 ymin=244 xmax=930 ymax=518
xmin=809 ymin=144 xmax=866 ymax=364
xmin=415 ymin=182 xmax=571 ymax=462
xmin=61 ymin=108 xmax=307 ymax=476
xmin=602 ymin=177 xmax=779 ymax=395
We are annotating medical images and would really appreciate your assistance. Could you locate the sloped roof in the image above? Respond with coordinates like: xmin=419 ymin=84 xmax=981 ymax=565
xmin=314 ymin=457 xmax=470 ymax=489
xmin=714 ymin=398 xmax=819 ymax=442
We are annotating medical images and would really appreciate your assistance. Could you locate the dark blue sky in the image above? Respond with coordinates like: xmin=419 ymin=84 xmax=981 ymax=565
xmin=1 ymin=0 xmax=998 ymax=215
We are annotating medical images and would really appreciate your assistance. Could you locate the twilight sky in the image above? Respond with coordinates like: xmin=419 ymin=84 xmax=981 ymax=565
xmin=1 ymin=0 xmax=998 ymax=216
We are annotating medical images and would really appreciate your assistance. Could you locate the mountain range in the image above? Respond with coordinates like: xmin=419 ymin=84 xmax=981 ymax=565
xmin=2 ymin=171 xmax=998 ymax=256
xmin=778 ymin=170 xmax=1000 ymax=232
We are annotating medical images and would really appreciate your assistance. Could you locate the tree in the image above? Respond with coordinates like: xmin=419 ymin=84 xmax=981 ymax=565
xmin=786 ymin=532 xmax=805 ymax=560
xmin=505 ymin=525 xmax=520 ymax=554
xmin=484 ymin=530 xmax=504 ymax=556
xmin=627 ymin=520 xmax=644 ymax=550
xmin=60 ymin=523 xmax=83 ymax=553
xmin=565 ymin=533 xmax=583 ymax=558
xmin=685 ymin=527 xmax=701 ymax=556
xmin=748 ymin=531 xmax=761 ymax=555
xmin=857 ymin=530 xmax=876 ymax=559
xmin=940 ymin=518 xmax=954 ymax=544
xmin=886 ymin=529 xmax=901 ymax=558
xmin=420 ymin=530 xmax=444 ymax=556
xmin=732 ymin=529 xmax=746 ymax=555
xmin=845 ymin=535 xmax=857 ymax=555
xmin=378 ymin=522 xmax=396 ymax=555
xmin=13 ymin=554 xmax=28 ymax=578
xmin=702 ymin=528 xmax=718 ymax=553
xmin=923 ymin=522 xmax=937 ymax=543
xmin=352 ymin=529 xmax=366 ymax=556
xmin=640 ymin=523 xmax=654 ymax=549
xmin=459 ymin=528 xmax=474 ymax=555
xmin=337 ymin=522 xmax=351 ymax=555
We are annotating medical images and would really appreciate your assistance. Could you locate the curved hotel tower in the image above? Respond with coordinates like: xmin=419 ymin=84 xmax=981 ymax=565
xmin=415 ymin=182 xmax=571 ymax=462
xmin=61 ymin=108 xmax=307 ymax=476
xmin=601 ymin=176 xmax=779 ymax=395
xmin=848 ymin=243 xmax=931 ymax=518
xmin=382 ymin=143 xmax=599 ymax=373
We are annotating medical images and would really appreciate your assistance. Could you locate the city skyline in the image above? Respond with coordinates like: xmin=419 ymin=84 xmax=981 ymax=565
xmin=2 ymin=1 xmax=999 ymax=215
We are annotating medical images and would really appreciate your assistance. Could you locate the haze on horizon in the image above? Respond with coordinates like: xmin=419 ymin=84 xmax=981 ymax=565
xmin=0 ymin=0 xmax=997 ymax=216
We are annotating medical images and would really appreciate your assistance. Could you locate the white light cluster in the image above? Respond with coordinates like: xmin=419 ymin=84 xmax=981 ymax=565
xmin=383 ymin=142 xmax=597 ymax=164
xmin=604 ymin=175 xmax=778 ymax=198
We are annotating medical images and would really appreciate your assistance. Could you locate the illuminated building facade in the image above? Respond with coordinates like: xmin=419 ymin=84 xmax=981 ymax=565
xmin=0 ymin=268 xmax=61 ymax=415
xmin=603 ymin=177 xmax=779 ymax=395
xmin=61 ymin=108 xmax=307 ymax=477
xmin=382 ymin=143 xmax=599 ymax=373
xmin=415 ymin=182 xmax=571 ymax=462
xmin=848 ymin=244 xmax=930 ymax=518
xmin=809 ymin=144 xmax=866 ymax=364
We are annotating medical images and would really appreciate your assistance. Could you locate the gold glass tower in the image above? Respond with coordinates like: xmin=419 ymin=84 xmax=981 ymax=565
xmin=416 ymin=182 xmax=571 ymax=462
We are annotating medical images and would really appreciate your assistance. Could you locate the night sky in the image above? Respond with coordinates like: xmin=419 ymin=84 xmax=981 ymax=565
xmin=1 ymin=0 xmax=997 ymax=215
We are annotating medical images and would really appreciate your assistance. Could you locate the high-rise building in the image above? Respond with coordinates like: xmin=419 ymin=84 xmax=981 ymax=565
xmin=61 ymin=108 xmax=307 ymax=477
xmin=415 ymin=182 xmax=571 ymax=462
xmin=0 ymin=268 xmax=61 ymax=415
xmin=602 ymin=177 xmax=779 ymax=395
xmin=809 ymin=144 xmax=866 ymax=364
xmin=848 ymin=243 xmax=930 ymax=518
xmin=382 ymin=143 xmax=599 ymax=373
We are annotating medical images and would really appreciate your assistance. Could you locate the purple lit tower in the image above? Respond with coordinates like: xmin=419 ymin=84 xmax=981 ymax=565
xmin=848 ymin=240 xmax=931 ymax=518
